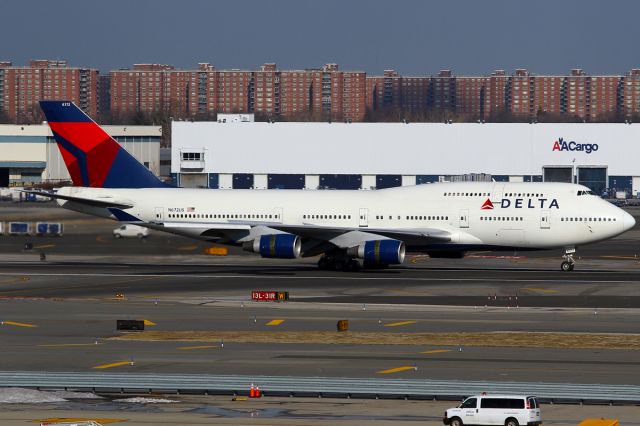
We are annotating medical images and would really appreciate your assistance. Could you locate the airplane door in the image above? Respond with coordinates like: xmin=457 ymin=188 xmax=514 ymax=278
xmin=275 ymin=207 xmax=283 ymax=224
xmin=154 ymin=207 xmax=164 ymax=221
xmin=459 ymin=209 xmax=469 ymax=228
xmin=359 ymin=208 xmax=369 ymax=227
xmin=540 ymin=210 xmax=550 ymax=229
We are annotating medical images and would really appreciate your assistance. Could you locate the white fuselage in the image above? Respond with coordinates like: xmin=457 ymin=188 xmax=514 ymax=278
xmin=56 ymin=182 xmax=634 ymax=254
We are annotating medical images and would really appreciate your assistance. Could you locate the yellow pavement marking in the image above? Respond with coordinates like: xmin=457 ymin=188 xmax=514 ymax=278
xmin=143 ymin=319 xmax=156 ymax=326
xmin=93 ymin=361 xmax=132 ymax=370
xmin=422 ymin=349 xmax=452 ymax=354
xmin=95 ymin=235 xmax=108 ymax=243
xmin=33 ymin=419 xmax=124 ymax=424
xmin=38 ymin=343 xmax=102 ymax=348
xmin=523 ymin=287 xmax=559 ymax=294
xmin=377 ymin=366 xmax=416 ymax=374
xmin=33 ymin=244 xmax=56 ymax=249
xmin=2 ymin=321 xmax=37 ymax=328
xmin=266 ymin=319 xmax=285 ymax=326
xmin=0 ymin=276 xmax=30 ymax=285
xmin=178 ymin=244 xmax=198 ymax=251
xmin=384 ymin=321 xmax=417 ymax=327
xmin=177 ymin=345 xmax=219 ymax=350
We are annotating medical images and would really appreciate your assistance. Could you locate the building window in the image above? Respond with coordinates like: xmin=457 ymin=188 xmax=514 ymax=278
xmin=181 ymin=152 xmax=202 ymax=161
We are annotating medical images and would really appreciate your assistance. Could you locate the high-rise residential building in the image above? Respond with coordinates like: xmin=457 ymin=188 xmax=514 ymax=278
xmin=109 ymin=62 xmax=366 ymax=122
xmin=507 ymin=69 xmax=534 ymax=117
xmin=564 ymin=69 xmax=588 ymax=118
xmin=3 ymin=59 xmax=640 ymax=124
xmin=483 ymin=70 xmax=508 ymax=119
xmin=587 ymin=74 xmax=621 ymax=120
xmin=0 ymin=60 xmax=98 ymax=123
xmin=455 ymin=76 xmax=487 ymax=118
xmin=401 ymin=76 xmax=430 ymax=113
xmin=622 ymin=69 xmax=640 ymax=118
xmin=532 ymin=75 xmax=564 ymax=117
xmin=251 ymin=63 xmax=279 ymax=116
xmin=430 ymin=70 xmax=456 ymax=113
xmin=280 ymin=69 xmax=315 ymax=118
xmin=366 ymin=70 xmax=402 ymax=113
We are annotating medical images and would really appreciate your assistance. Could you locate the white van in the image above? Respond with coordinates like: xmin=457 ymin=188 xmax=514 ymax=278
xmin=113 ymin=224 xmax=150 ymax=239
xmin=443 ymin=394 xmax=541 ymax=426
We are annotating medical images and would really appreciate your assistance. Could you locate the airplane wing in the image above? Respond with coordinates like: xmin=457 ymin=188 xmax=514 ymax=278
xmin=270 ymin=224 xmax=451 ymax=245
xmin=21 ymin=190 xmax=134 ymax=209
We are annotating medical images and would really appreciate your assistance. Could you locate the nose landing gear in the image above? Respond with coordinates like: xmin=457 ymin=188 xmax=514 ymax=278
xmin=561 ymin=248 xmax=576 ymax=271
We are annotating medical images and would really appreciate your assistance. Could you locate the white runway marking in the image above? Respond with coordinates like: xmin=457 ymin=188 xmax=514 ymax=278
xmin=0 ymin=271 xmax=636 ymax=284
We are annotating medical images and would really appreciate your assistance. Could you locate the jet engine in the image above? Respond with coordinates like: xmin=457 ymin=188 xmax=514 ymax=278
xmin=243 ymin=234 xmax=301 ymax=259
xmin=347 ymin=239 xmax=405 ymax=265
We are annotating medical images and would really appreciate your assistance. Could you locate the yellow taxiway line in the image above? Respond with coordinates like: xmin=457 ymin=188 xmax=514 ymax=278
xmin=2 ymin=321 xmax=37 ymax=328
xmin=38 ymin=343 xmax=102 ymax=348
xmin=377 ymin=366 xmax=416 ymax=374
xmin=33 ymin=244 xmax=56 ymax=249
xmin=422 ymin=349 xmax=452 ymax=354
xmin=523 ymin=287 xmax=559 ymax=294
xmin=177 ymin=345 xmax=219 ymax=350
xmin=266 ymin=319 xmax=285 ymax=326
xmin=143 ymin=320 xmax=156 ymax=326
xmin=384 ymin=321 xmax=417 ymax=327
xmin=93 ymin=361 xmax=132 ymax=370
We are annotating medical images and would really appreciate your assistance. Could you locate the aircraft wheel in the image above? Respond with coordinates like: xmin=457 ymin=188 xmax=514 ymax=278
xmin=343 ymin=259 xmax=360 ymax=272
xmin=561 ymin=261 xmax=573 ymax=271
xmin=318 ymin=257 xmax=330 ymax=270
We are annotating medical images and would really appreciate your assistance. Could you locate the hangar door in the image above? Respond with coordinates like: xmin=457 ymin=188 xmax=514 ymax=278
xmin=180 ymin=173 xmax=208 ymax=188
xmin=543 ymin=166 xmax=573 ymax=183
xmin=577 ymin=166 xmax=607 ymax=195
xmin=0 ymin=169 xmax=8 ymax=187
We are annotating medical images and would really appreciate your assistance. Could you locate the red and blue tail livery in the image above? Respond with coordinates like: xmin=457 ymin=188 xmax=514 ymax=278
xmin=40 ymin=101 xmax=168 ymax=188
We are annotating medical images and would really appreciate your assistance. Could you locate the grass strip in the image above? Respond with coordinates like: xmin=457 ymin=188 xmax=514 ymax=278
xmin=111 ymin=331 xmax=640 ymax=350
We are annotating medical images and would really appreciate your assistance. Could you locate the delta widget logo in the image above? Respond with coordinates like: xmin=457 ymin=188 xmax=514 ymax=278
xmin=481 ymin=199 xmax=494 ymax=210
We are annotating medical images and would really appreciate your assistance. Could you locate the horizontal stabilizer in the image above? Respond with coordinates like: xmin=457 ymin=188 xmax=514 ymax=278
xmin=21 ymin=190 xmax=133 ymax=209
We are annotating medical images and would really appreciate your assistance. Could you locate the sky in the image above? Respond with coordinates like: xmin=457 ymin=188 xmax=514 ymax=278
xmin=2 ymin=0 xmax=639 ymax=75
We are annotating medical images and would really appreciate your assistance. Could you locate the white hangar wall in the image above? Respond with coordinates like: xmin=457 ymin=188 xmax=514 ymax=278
xmin=172 ymin=121 xmax=640 ymax=194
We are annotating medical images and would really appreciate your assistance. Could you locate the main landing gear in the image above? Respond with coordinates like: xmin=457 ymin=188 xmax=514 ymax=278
xmin=318 ymin=255 xmax=361 ymax=272
xmin=561 ymin=247 xmax=576 ymax=271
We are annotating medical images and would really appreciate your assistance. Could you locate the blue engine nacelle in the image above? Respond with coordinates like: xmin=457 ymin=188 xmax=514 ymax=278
xmin=347 ymin=239 xmax=406 ymax=265
xmin=245 ymin=234 xmax=301 ymax=259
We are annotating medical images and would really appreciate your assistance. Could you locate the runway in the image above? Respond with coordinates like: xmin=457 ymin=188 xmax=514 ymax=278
xmin=2 ymin=255 xmax=640 ymax=307
xmin=2 ymin=203 xmax=640 ymax=418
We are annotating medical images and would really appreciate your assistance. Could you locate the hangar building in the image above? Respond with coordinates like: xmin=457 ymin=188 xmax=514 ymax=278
xmin=0 ymin=124 xmax=162 ymax=186
xmin=172 ymin=121 xmax=640 ymax=197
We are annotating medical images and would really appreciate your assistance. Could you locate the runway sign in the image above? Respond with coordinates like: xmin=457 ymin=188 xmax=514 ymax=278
xmin=251 ymin=291 xmax=289 ymax=302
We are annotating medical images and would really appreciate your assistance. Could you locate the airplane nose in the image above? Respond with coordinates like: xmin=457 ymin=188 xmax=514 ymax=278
xmin=622 ymin=211 xmax=636 ymax=231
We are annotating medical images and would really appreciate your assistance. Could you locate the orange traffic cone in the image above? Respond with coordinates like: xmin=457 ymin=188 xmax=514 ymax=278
xmin=255 ymin=385 xmax=262 ymax=398
xmin=249 ymin=383 xmax=255 ymax=398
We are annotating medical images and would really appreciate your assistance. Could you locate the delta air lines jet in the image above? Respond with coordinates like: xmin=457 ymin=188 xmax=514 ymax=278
xmin=33 ymin=101 xmax=635 ymax=271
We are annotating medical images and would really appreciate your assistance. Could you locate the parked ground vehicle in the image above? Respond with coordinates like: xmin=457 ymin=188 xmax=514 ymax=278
xmin=35 ymin=222 xmax=64 ymax=236
xmin=443 ymin=394 xmax=541 ymax=426
xmin=113 ymin=224 xmax=150 ymax=239
xmin=8 ymin=222 xmax=31 ymax=236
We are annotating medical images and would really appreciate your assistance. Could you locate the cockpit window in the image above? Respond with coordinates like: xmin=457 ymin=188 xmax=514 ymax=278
xmin=577 ymin=190 xmax=595 ymax=196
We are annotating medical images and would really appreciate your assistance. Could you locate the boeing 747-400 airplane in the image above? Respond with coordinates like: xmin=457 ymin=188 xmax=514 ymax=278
xmin=33 ymin=101 xmax=635 ymax=271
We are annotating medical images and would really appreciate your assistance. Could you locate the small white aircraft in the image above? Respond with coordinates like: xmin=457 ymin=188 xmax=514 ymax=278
xmin=34 ymin=101 xmax=635 ymax=271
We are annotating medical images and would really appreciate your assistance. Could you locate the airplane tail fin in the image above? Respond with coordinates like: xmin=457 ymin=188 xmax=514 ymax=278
xmin=39 ymin=100 xmax=168 ymax=188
